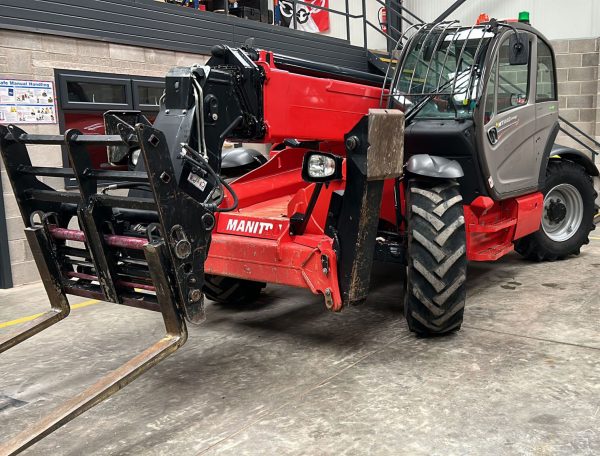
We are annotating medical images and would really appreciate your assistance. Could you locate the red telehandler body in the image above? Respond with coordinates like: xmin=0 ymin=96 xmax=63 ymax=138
xmin=0 ymin=18 xmax=597 ymax=454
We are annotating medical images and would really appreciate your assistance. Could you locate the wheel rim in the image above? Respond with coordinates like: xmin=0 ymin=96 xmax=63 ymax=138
xmin=542 ymin=183 xmax=584 ymax=242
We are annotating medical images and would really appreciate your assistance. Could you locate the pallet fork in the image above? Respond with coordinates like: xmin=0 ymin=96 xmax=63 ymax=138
xmin=0 ymin=122 xmax=213 ymax=455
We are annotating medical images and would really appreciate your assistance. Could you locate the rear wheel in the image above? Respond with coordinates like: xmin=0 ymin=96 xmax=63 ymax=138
xmin=404 ymin=179 xmax=467 ymax=336
xmin=203 ymin=275 xmax=265 ymax=305
xmin=515 ymin=160 xmax=596 ymax=261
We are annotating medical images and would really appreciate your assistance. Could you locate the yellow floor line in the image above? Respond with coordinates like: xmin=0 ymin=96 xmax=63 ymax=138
xmin=0 ymin=299 xmax=100 ymax=329
xmin=589 ymin=236 xmax=600 ymax=240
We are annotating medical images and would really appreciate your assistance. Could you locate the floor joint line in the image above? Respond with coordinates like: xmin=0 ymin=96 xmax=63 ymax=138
xmin=463 ymin=325 xmax=600 ymax=351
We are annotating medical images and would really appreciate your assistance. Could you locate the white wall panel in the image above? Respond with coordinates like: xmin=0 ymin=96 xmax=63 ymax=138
xmin=271 ymin=0 xmax=598 ymax=48
xmin=270 ymin=0 xmax=388 ymax=49
xmin=404 ymin=0 xmax=600 ymax=40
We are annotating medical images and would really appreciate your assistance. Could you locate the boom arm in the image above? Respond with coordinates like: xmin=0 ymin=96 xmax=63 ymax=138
xmin=150 ymin=45 xmax=385 ymax=188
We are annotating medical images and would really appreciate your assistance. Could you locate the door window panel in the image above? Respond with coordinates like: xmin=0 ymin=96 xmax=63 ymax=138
xmin=497 ymin=36 xmax=530 ymax=113
xmin=57 ymin=70 xmax=163 ymax=180
xmin=536 ymin=40 xmax=556 ymax=102
xmin=137 ymin=85 xmax=163 ymax=106
xmin=132 ymin=79 xmax=165 ymax=110
xmin=67 ymin=81 xmax=127 ymax=104
xmin=484 ymin=59 xmax=497 ymax=123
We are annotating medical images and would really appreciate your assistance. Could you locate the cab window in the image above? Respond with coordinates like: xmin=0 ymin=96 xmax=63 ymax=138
xmin=484 ymin=59 xmax=497 ymax=123
xmin=536 ymin=39 xmax=556 ymax=102
xmin=497 ymin=35 xmax=530 ymax=112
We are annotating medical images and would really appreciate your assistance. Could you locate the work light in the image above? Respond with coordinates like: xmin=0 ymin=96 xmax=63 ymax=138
xmin=308 ymin=154 xmax=336 ymax=178
xmin=301 ymin=152 xmax=343 ymax=182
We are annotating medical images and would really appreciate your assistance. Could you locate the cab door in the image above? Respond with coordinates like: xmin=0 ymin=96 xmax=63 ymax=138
xmin=479 ymin=31 xmax=538 ymax=199
xmin=534 ymin=37 xmax=560 ymax=173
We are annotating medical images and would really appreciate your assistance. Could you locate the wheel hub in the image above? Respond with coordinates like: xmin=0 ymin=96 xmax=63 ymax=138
xmin=546 ymin=199 xmax=567 ymax=224
xmin=542 ymin=183 xmax=584 ymax=242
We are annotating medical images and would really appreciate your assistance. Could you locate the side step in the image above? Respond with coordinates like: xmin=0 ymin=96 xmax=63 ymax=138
xmin=465 ymin=196 xmax=520 ymax=262
xmin=469 ymin=243 xmax=514 ymax=261
xmin=469 ymin=217 xmax=517 ymax=233
xmin=0 ymin=121 xmax=213 ymax=455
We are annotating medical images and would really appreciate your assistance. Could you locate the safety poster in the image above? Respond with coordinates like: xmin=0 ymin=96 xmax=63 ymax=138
xmin=0 ymin=79 xmax=57 ymax=124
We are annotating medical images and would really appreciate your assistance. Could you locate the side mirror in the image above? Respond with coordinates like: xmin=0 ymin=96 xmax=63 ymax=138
xmin=301 ymin=152 xmax=343 ymax=183
xmin=509 ymin=33 xmax=529 ymax=65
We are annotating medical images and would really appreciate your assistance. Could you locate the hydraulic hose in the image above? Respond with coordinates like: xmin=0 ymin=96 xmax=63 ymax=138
xmin=191 ymin=73 xmax=208 ymax=159
xmin=180 ymin=144 xmax=239 ymax=212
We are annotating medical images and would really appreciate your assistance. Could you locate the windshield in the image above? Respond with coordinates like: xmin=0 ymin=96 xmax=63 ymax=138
xmin=392 ymin=26 xmax=494 ymax=119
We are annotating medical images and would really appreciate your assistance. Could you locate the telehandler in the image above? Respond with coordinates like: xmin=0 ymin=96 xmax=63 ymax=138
xmin=0 ymin=15 xmax=597 ymax=454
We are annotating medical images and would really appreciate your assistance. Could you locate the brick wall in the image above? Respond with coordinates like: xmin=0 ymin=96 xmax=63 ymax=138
xmin=0 ymin=29 xmax=208 ymax=286
xmin=553 ymin=38 xmax=600 ymax=148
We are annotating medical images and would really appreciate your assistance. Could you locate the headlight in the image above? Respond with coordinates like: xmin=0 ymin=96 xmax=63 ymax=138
xmin=308 ymin=154 xmax=336 ymax=178
xmin=130 ymin=149 xmax=141 ymax=167
xmin=301 ymin=152 xmax=343 ymax=183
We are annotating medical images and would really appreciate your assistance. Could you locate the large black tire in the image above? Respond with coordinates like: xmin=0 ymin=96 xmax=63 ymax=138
xmin=404 ymin=179 xmax=467 ymax=336
xmin=515 ymin=160 xmax=596 ymax=261
xmin=203 ymin=275 xmax=265 ymax=305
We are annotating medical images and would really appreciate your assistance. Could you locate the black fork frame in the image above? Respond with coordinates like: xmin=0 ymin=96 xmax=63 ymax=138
xmin=0 ymin=122 xmax=212 ymax=455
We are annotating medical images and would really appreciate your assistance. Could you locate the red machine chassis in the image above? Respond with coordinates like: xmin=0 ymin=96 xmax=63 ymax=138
xmin=203 ymin=51 xmax=544 ymax=310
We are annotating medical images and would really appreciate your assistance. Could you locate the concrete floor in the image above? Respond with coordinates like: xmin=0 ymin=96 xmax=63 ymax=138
xmin=0 ymin=242 xmax=599 ymax=455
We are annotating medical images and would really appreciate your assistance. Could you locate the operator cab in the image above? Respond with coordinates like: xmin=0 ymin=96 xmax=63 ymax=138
xmin=391 ymin=15 xmax=559 ymax=203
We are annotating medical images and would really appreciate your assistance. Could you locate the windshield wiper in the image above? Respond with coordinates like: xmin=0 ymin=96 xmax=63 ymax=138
xmin=402 ymin=72 xmax=473 ymax=122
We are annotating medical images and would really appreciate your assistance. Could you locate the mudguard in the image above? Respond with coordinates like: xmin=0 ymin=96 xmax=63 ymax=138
xmin=222 ymin=147 xmax=267 ymax=169
xmin=406 ymin=154 xmax=464 ymax=178
xmin=550 ymin=144 xmax=599 ymax=176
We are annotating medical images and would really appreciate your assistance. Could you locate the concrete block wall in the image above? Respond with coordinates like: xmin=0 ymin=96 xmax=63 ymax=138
xmin=553 ymin=38 xmax=600 ymax=149
xmin=0 ymin=29 xmax=208 ymax=286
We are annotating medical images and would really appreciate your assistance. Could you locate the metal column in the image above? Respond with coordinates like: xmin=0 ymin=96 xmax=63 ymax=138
xmin=0 ymin=170 xmax=13 ymax=289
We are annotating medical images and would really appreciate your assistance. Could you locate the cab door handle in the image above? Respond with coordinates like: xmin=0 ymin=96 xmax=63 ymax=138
xmin=487 ymin=127 xmax=498 ymax=145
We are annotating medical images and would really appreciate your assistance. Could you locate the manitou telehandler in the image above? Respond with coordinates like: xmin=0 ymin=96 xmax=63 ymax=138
xmin=0 ymin=15 xmax=597 ymax=454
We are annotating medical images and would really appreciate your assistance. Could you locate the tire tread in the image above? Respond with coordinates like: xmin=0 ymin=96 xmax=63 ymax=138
xmin=405 ymin=179 xmax=467 ymax=336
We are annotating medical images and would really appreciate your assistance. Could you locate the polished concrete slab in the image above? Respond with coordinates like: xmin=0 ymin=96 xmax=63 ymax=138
xmin=0 ymin=241 xmax=599 ymax=455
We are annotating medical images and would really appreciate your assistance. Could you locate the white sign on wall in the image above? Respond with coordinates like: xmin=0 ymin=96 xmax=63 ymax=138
xmin=0 ymin=79 xmax=57 ymax=124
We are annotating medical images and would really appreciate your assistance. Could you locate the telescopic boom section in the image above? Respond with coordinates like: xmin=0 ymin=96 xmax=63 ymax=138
xmin=187 ymin=45 xmax=386 ymax=172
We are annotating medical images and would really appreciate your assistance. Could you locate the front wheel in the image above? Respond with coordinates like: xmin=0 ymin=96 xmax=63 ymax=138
xmin=515 ymin=160 xmax=596 ymax=261
xmin=203 ymin=275 xmax=265 ymax=305
xmin=404 ymin=179 xmax=467 ymax=336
